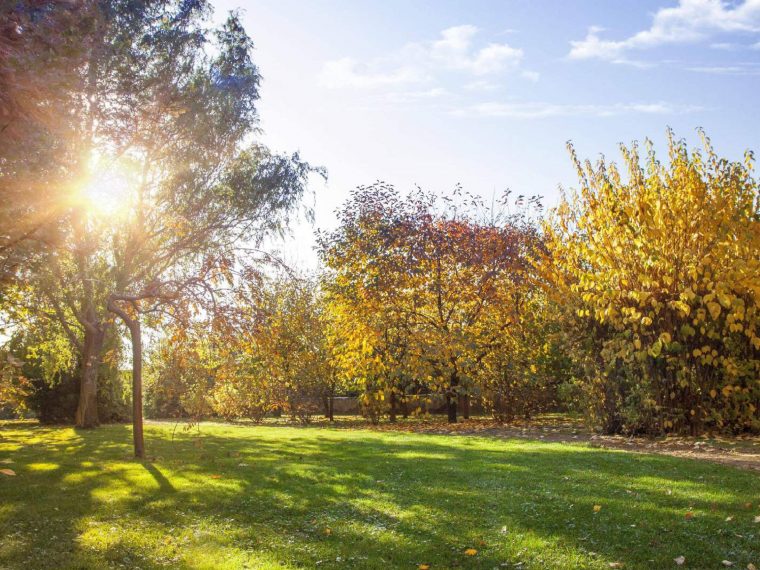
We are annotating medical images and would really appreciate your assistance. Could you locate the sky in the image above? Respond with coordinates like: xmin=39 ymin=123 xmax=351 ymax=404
xmin=210 ymin=0 xmax=760 ymax=269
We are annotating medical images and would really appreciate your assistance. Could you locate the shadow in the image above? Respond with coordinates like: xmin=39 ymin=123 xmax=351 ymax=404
xmin=141 ymin=461 xmax=176 ymax=493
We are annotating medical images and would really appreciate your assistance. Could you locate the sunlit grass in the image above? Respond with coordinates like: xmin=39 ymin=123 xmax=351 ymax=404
xmin=0 ymin=420 xmax=758 ymax=569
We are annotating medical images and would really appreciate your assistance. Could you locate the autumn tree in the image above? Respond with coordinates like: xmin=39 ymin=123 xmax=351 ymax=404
xmin=320 ymin=184 xmax=540 ymax=423
xmin=545 ymin=131 xmax=760 ymax=434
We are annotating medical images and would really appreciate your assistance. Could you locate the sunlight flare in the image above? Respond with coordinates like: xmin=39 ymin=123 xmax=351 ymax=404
xmin=79 ymin=155 xmax=136 ymax=216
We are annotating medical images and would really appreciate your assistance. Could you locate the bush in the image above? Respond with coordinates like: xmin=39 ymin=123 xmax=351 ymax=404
xmin=546 ymin=131 xmax=760 ymax=435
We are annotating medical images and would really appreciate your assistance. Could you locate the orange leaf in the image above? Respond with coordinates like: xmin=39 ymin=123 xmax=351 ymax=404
xmin=684 ymin=511 xmax=694 ymax=520
xmin=0 ymin=469 xmax=16 ymax=476
xmin=210 ymin=474 xmax=222 ymax=479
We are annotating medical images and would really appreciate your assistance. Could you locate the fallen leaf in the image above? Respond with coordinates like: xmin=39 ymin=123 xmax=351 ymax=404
xmin=674 ymin=555 xmax=685 ymax=566
xmin=0 ymin=459 xmax=13 ymax=464
xmin=722 ymin=561 xmax=734 ymax=567
xmin=726 ymin=516 xmax=734 ymax=522
xmin=754 ymin=515 xmax=760 ymax=523
xmin=418 ymin=565 xmax=430 ymax=570
xmin=609 ymin=563 xmax=623 ymax=569
xmin=210 ymin=474 xmax=222 ymax=479
xmin=464 ymin=548 xmax=477 ymax=556
xmin=324 ymin=527 xmax=332 ymax=536
xmin=593 ymin=504 xmax=602 ymax=513
xmin=747 ymin=564 xmax=757 ymax=570
xmin=744 ymin=502 xmax=753 ymax=509
xmin=0 ymin=469 xmax=16 ymax=476
xmin=684 ymin=511 xmax=694 ymax=520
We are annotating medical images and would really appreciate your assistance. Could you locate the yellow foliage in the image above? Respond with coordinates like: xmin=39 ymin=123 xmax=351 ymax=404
xmin=544 ymin=131 xmax=760 ymax=434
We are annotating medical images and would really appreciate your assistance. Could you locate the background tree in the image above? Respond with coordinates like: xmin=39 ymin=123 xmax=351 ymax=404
xmin=320 ymin=184 xmax=541 ymax=423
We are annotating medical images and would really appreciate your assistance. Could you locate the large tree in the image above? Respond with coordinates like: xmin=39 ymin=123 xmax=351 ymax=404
xmin=3 ymin=1 xmax=319 ymax=452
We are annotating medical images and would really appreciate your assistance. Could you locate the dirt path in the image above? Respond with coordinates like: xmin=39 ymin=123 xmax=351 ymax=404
xmin=354 ymin=418 xmax=760 ymax=472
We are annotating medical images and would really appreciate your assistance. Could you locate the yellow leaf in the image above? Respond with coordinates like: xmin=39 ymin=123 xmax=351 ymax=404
xmin=530 ymin=364 xmax=537 ymax=373
xmin=464 ymin=548 xmax=477 ymax=556
xmin=709 ymin=389 xmax=717 ymax=398
xmin=593 ymin=504 xmax=602 ymax=512
xmin=418 ymin=565 xmax=431 ymax=570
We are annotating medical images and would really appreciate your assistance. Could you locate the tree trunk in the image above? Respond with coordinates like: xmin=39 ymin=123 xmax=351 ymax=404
xmin=460 ymin=394 xmax=470 ymax=420
xmin=447 ymin=394 xmax=457 ymax=423
xmin=127 ymin=318 xmax=144 ymax=459
xmin=389 ymin=390 xmax=397 ymax=423
xmin=328 ymin=394 xmax=334 ymax=422
xmin=75 ymin=325 xmax=104 ymax=428
xmin=322 ymin=395 xmax=330 ymax=418
xmin=108 ymin=300 xmax=144 ymax=458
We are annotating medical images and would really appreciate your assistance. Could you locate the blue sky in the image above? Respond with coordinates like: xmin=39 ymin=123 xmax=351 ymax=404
xmin=211 ymin=0 xmax=760 ymax=268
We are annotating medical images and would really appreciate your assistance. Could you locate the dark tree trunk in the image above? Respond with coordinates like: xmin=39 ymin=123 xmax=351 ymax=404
xmin=322 ymin=395 xmax=330 ymax=418
xmin=401 ymin=397 xmax=409 ymax=419
xmin=460 ymin=394 xmax=470 ymax=420
xmin=328 ymin=394 xmax=334 ymax=422
xmin=127 ymin=318 xmax=144 ymax=459
xmin=75 ymin=325 xmax=104 ymax=428
xmin=389 ymin=390 xmax=397 ymax=423
xmin=447 ymin=394 xmax=457 ymax=423
xmin=108 ymin=300 xmax=144 ymax=458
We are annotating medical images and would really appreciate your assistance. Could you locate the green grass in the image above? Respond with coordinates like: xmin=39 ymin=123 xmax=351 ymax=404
xmin=0 ymin=421 xmax=758 ymax=569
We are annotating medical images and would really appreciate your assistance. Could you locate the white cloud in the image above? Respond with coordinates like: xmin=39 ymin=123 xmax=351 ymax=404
xmin=453 ymin=101 xmax=702 ymax=119
xmin=464 ymin=79 xmax=500 ymax=91
xmin=686 ymin=62 xmax=760 ymax=74
xmin=569 ymin=0 xmax=760 ymax=61
xmin=385 ymin=87 xmax=449 ymax=103
xmin=425 ymin=25 xmax=524 ymax=74
xmin=320 ymin=58 xmax=424 ymax=89
xmin=320 ymin=25 xmax=532 ymax=89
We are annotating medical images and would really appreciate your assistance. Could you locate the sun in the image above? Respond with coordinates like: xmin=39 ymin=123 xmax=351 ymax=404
xmin=79 ymin=154 xmax=136 ymax=216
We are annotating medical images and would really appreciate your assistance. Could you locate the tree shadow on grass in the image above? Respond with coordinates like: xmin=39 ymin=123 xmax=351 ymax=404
xmin=0 ymin=422 xmax=758 ymax=569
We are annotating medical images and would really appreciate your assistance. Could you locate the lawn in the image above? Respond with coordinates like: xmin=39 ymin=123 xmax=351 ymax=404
xmin=0 ymin=421 xmax=758 ymax=569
